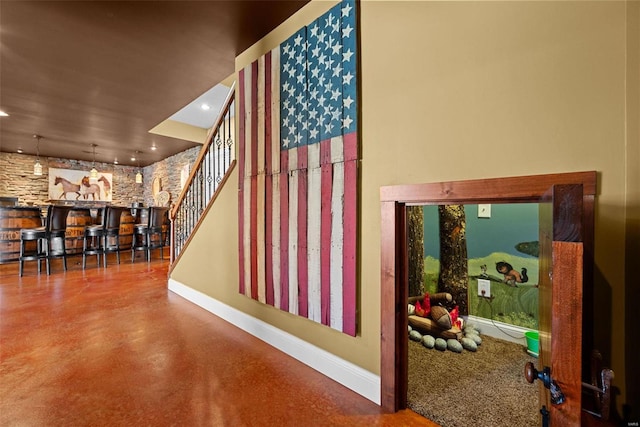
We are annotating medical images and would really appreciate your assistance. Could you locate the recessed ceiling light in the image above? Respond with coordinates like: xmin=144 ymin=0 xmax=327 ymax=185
xmin=131 ymin=156 xmax=136 ymax=162
xmin=201 ymin=103 xmax=211 ymax=111
xmin=0 ymin=110 xmax=8 ymax=117
xmin=114 ymin=159 xmax=119 ymax=164
xmin=17 ymin=148 xmax=23 ymax=153
xmin=150 ymin=145 xmax=157 ymax=151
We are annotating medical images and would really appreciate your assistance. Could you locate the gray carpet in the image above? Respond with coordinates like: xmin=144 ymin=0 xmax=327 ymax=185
xmin=408 ymin=334 xmax=539 ymax=427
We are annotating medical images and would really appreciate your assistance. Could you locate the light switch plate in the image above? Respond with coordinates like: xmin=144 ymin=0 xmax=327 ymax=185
xmin=478 ymin=279 xmax=491 ymax=298
xmin=478 ymin=204 xmax=491 ymax=218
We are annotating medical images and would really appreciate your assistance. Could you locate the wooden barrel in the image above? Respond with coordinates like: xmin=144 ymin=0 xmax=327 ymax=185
xmin=65 ymin=208 xmax=93 ymax=255
xmin=118 ymin=210 xmax=135 ymax=249
xmin=0 ymin=207 xmax=42 ymax=263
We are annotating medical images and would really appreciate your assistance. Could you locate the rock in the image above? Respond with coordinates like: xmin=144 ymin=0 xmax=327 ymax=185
xmin=464 ymin=322 xmax=480 ymax=334
xmin=434 ymin=338 xmax=447 ymax=351
xmin=461 ymin=337 xmax=478 ymax=352
xmin=447 ymin=339 xmax=463 ymax=353
xmin=464 ymin=326 xmax=477 ymax=335
xmin=466 ymin=333 xmax=482 ymax=345
xmin=464 ymin=324 xmax=479 ymax=335
xmin=409 ymin=330 xmax=423 ymax=342
xmin=422 ymin=335 xmax=435 ymax=349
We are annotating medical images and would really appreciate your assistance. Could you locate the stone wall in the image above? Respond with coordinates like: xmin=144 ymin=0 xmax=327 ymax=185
xmin=141 ymin=146 xmax=201 ymax=208
xmin=0 ymin=146 xmax=201 ymax=209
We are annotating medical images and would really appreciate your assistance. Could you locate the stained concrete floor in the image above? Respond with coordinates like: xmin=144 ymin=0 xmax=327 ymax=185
xmin=0 ymin=256 xmax=435 ymax=426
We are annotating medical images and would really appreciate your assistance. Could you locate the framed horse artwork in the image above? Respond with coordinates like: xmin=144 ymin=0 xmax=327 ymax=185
xmin=48 ymin=168 xmax=113 ymax=202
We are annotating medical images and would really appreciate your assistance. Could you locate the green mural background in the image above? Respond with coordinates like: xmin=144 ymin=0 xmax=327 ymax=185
xmin=423 ymin=204 xmax=539 ymax=329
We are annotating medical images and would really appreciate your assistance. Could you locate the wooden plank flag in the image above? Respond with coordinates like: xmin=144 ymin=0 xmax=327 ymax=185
xmin=238 ymin=1 xmax=358 ymax=336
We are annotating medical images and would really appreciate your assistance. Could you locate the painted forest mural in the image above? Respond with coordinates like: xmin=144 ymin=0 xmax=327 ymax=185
xmin=413 ymin=203 xmax=540 ymax=329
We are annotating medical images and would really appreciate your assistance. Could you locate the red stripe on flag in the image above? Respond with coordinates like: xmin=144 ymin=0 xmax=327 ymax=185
xmin=297 ymin=145 xmax=308 ymax=318
xmin=265 ymin=176 xmax=274 ymax=305
xmin=343 ymin=132 xmax=358 ymax=162
xmin=238 ymin=68 xmax=246 ymax=296
xmin=265 ymin=52 xmax=273 ymax=175
xmin=249 ymin=62 xmax=259 ymax=300
xmin=264 ymin=52 xmax=274 ymax=306
xmin=279 ymin=151 xmax=289 ymax=312
xmin=250 ymin=175 xmax=258 ymax=300
xmin=251 ymin=61 xmax=259 ymax=176
xmin=320 ymin=139 xmax=332 ymax=325
xmin=342 ymin=134 xmax=358 ymax=336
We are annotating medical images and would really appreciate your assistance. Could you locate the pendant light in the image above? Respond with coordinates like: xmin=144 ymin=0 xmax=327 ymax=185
xmin=33 ymin=135 xmax=43 ymax=176
xmin=133 ymin=151 xmax=142 ymax=184
xmin=90 ymin=144 xmax=98 ymax=180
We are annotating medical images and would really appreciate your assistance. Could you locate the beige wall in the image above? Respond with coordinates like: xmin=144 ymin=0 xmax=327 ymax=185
xmin=171 ymin=0 xmax=637 ymax=411
xmin=625 ymin=0 xmax=640 ymax=413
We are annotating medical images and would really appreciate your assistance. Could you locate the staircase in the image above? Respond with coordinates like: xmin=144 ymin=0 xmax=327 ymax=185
xmin=169 ymin=84 xmax=236 ymax=266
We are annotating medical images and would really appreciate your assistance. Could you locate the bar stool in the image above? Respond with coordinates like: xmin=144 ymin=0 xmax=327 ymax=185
xmin=131 ymin=215 xmax=149 ymax=263
xmin=131 ymin=207 xmax=169 ymax=262
xmin=82 ymin=206 xmax=126 ymax=268
xmin=19 ymin=205 xmax=73 ymax=276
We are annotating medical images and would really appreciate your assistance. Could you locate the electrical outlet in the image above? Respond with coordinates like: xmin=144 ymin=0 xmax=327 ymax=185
xmin=478 ymin=204 xmax=491 ymax=218
xmin=478 ymin=279 xmax=491 ymax=298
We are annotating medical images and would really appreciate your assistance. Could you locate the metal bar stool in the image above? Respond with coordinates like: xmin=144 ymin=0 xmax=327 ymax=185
xmin=131 ymin=207 xmax=168 ymax=262
xmin=131 ymin=207 xmax=149 ymax=262
xmin=82 ymin=206 xmax=126 ymax=268
xmin=19 ymin=205 xmax=73 ymax=276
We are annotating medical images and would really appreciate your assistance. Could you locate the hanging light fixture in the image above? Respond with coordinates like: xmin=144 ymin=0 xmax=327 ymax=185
xmin=134 ymin=151 xmax=143 ymax=184
xmin=33 ymin=135 xmax=43 ymax=176
xmin=90 ymin=144 xmax=98 ymax=180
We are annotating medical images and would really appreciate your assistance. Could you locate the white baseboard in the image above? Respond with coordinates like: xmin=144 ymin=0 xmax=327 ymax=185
xmin=168 ymin=279 xmax=381 ymax=405
xmin=465 ymin=315 xmax=532 ymax=346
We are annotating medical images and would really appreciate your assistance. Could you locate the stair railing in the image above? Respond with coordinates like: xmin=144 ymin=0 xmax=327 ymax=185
xmin=169 ymin=83 xmax=236 ymax=267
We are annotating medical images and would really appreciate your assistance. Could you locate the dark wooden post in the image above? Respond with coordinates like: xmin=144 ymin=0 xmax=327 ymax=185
xmin=407 ymin=205 xmax=424 ymax=297
xmin=437 ymin=204 xmax=469 ymax=315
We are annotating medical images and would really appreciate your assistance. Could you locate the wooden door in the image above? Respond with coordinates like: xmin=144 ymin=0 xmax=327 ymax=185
xmin=380 ymin=171 xmax=596 ymax=414
xmin=534 ymin=184 xmax=584 ymax=425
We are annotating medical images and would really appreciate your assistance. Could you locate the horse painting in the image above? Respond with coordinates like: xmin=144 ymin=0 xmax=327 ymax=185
xmin=98 ymin=175 xmax=111 ymax=198
xmin=81 ymin=176 xmax=101 ymax=200
xmin=54 ymin=176 xmax=81 ymax=200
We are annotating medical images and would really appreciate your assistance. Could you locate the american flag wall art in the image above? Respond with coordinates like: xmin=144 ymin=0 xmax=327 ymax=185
xmin=238 ymin=1 xmax=358 ymax=336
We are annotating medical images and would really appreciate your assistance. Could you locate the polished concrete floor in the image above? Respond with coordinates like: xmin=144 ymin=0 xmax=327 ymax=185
xmin=0 ymin=255 xmax=436 ymax=426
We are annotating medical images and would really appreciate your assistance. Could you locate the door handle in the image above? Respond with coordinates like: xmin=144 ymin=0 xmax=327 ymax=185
xmin=524 ymin=362 xmax=566 ymax=405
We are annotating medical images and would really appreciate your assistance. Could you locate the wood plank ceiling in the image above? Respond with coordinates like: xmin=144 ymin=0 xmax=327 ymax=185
xmin=0 ymin=1 xmax=308 ymax=166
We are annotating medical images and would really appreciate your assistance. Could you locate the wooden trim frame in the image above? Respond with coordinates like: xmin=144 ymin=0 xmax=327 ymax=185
xmin=379 ymin=171 xmax=597 ymax=412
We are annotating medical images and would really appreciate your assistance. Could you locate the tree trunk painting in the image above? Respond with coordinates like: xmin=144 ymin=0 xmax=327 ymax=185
xmin=407 ymin=206 xmax=424 ymax=297
xmin=438 ymin=205 xmax=469 ymax=315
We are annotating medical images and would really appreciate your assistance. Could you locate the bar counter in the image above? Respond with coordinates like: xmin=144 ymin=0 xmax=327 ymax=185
xmin=0 ymin=205 xmax=139 ymax=263
xmin=0 ymin=206 xmax=43 ymax=263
